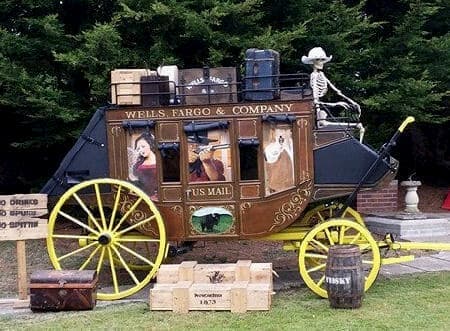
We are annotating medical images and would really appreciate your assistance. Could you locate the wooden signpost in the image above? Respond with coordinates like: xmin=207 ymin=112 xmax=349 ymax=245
xmin=0 ymin=194 xmax=48 ymax=307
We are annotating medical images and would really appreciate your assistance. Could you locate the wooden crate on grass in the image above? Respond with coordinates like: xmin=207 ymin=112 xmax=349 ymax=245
xmin=150 ymin=260 xmax=273 ymax=313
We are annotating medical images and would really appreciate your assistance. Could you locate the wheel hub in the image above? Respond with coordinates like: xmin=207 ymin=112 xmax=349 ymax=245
xmin=98 ymin=233 xmax=112 ymax=245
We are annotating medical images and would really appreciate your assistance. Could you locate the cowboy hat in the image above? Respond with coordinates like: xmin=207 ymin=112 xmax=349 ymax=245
xmin=187 ymin=135 xmax=218 ymax=145
xmin=301 ymin=47 xmax=332 ymax=64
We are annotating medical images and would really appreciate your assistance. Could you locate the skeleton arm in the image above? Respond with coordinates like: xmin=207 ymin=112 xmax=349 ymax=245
xmin=324 ymin=77 xmax=361 ymax=115
xmin=310 ymin=70 xmax=365 ymax=142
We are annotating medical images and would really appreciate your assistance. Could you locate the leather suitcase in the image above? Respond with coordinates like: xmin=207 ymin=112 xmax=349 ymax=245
xmin=179 ymin=67 xmax=237 ymax=105
xmin=244 ymin=49 xmax=280 ymax=101
xmin=141 ymin=75 xmax=170 ymax=107
xmin=29 ymin=270 xmax=98 ymax=312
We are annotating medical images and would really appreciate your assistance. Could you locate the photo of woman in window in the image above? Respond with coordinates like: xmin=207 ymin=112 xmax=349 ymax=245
xmin=129 ymin=132 xmax=158 ymax=199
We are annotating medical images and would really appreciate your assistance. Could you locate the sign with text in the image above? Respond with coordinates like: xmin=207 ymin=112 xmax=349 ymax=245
xmin=0 ymin=194 xmax=48 ymax=241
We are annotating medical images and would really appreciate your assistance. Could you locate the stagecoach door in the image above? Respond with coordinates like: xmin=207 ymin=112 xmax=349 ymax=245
xmin=181 ymin=120 xmax=237 ymax=238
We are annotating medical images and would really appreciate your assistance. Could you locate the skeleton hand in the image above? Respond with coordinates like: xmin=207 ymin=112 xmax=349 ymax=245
xmin=352 ymin=103 xmax=361 ymax=116
xmin=334 ymin=101 xmax=351 ymax=110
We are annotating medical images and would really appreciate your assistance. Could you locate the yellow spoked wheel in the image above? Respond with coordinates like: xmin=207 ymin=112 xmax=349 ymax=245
xmin=298 ymin=219 xmax=380 ymax=298
xmin=300 ymin=203 xmax=365 ymax=227
xmin=47 ymin=178 xmax=166 ymax=301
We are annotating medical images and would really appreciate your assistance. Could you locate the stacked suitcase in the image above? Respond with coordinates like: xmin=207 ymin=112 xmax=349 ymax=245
xmin=244 ymin=49 xmax=280 ymax=101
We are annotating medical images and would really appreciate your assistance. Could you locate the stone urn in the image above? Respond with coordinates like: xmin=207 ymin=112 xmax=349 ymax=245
xmin=400 ymin=180 xmax=421 ymax=213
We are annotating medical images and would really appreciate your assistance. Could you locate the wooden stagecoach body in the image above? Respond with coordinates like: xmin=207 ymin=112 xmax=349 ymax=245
xmin=43 ymin=97 xmax=394 ymax=241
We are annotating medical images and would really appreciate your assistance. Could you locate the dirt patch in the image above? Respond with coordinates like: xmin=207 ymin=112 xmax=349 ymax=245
xmin=0 ymin=239 xmax=297 ymax=298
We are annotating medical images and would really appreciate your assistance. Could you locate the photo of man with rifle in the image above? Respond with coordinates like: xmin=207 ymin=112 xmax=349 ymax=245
xmin=187 ymin=135 xmax=228 ymax=182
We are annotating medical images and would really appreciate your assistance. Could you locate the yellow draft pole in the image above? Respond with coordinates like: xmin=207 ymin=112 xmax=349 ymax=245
xmin=389 ymin=241 xmax=450 ymax=251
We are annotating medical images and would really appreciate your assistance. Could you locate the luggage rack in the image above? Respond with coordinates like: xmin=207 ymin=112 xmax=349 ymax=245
xmin=109 ymin=72 xmax=313 ymax=107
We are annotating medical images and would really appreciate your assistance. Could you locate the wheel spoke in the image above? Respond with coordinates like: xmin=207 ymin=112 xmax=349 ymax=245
xmin=52 ymin=234 xmax=94 ymax=240
xmin=72 ymin=193 xmax=103 ymax=232
xmin=79 ymin=245 xmax=102 ymax=270
xmin=96 ymin=247 xmax=106 ymax=274
xmin=111 ymin=245 xmax=140 ymax=285
xmin=107 ymin=247 xmax=120 ymax=294
xmin=304 ymin=252 xmax=328 ymax=260
xmin=117 ymin=215 xmax=156 ymax=235
xmin=317 ymin=211 xmax=326 ymax=222
xmin=338 ymin=225 xmax=347 ymax=244
xmin=116 ymin=242 xmax=155 ymax=267
xmin=58 ymin=211 xmax=100 ymax=236
xmin=112 ymin=197 xmax=144 ymax=233
xmin=109 ymin=185 xmax=122 ymax=231
xmin=310 ymin=238 xmax=329 ymax=253
xmin=317 ymin=275 xmax=326 ymax=287
xmin=362 ymin=259 xmax=374 ymax=265
xmin=57 ymin=241 xmax=98 ymax=262
xmin=94 ymin=183 xmax=107 ymax=230
xmin=349 ymin=232 xmax=362 ymax=245
xmin=324 ymin=228 xmax=335 ymax=245
xmin=307 ymin=263 xmax=326 ymax=273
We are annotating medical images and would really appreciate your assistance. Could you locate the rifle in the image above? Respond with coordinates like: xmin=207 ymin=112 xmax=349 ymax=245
xmin=193 ymin=144 xmax=230 ymax=154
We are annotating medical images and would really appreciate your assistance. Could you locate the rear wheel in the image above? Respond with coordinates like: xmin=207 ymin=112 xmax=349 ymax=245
xmin=298 ymin=218 xmax=380 ymax=298
xmin=47 ymin=178 xmax=166 ymax=300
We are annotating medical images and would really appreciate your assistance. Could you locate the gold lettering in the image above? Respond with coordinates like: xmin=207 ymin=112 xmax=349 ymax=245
xmin=125 ymin=111 xmax=136 ymax=119
xmin=284 ymin=103 xmax=293 ymax=112
xmin=123 ymin=103 xmax=296 ymax=120
xmin=191 ymin=188 xmax=206 ymax=196
xmin=274 ymin=104 xmax=284 ymax=112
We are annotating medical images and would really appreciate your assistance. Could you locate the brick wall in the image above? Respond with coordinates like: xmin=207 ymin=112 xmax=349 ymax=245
xmin=356 ymin=180 xmax=398 ymax=214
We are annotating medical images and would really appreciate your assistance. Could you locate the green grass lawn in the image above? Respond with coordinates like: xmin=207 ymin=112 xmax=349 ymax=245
xmin=2 ymin=272 xmax=450 ymax=330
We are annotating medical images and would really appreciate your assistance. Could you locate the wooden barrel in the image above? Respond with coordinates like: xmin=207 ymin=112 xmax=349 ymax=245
xmin=325 ymin=244 xmax=364 ymax=309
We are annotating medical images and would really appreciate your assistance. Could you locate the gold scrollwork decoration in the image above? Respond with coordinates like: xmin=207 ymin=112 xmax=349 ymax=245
xmin=171 ymin=205 xmax=183 ymax=216
xmin=111 ymin=126 xmax=122 ymax=137
xmin=270 ymin=180 xmax=313 ymax=232
xmin=118 ymin=191 xmax=158 ymax=236
xmin=240 ymin=202 xmax=252 ymax=212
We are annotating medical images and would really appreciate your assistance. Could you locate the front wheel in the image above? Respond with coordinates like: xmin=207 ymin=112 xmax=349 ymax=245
xmin=47 ymin=178 xmax=167 ymax=300
xmin=298 ymin=219 xmax=380 ymax=298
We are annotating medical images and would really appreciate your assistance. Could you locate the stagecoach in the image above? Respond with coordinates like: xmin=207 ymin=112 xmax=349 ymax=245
xmin=41 ymin=53 xmax=436 ymax=301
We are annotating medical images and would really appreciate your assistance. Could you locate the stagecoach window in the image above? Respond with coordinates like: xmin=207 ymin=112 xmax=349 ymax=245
xmin=263 ymin=122 xmax=295 ymax=195
xmin=239 ymin=139 xmax=259 ymax=180
xmin=186 ymin=124 xmax=231 ymax=183
xmin=126 ymin=129 xmax=158 ymax=199
xmin=158 ymin=143 xmax=180 ymax=182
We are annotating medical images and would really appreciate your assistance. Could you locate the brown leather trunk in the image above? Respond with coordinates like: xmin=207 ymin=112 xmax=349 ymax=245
xmin=29 ymin=270 xmax=98 ymax=312
xmin=179 ymin=67 xmax=238 ymax=105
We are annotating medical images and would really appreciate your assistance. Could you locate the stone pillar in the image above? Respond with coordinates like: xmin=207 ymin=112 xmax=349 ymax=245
xmin=400 ymin=180 xmax=421 ymax=213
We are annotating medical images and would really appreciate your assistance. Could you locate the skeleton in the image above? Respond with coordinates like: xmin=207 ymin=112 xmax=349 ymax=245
xmin=302 ymin=47 xmax=365 ymax=142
